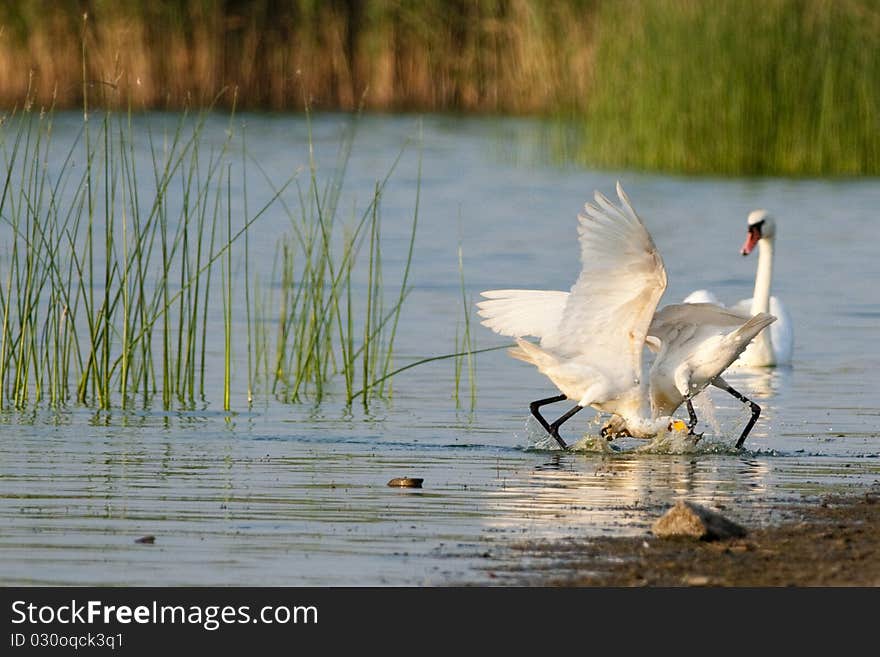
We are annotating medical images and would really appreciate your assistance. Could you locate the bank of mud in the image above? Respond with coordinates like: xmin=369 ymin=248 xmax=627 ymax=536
xmin=489 ymin=487 xmax=880 ymax=586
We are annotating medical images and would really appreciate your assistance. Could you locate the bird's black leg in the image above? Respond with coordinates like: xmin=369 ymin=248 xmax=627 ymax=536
xmin=548 ymin=404 xmax=584 ymax=449
xmin=529 ymin=394 xmax=567 ymax=446
xmin=685 ymin=398 xmax=703 ymax=439
xmin=712 ymin=379 xmax=761 ymax=449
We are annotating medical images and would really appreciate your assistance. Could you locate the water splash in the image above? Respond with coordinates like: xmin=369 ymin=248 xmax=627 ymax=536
xmin=692 ymin=389 xmax=722 ymax=436
xmin=565 ymin=429 xmax=745 ymax=455
xmin=520 ymin=411 xmax=754 ymax=456
xmin=521 ymin=413 xmax=616 ymax=451
xmin=524 ymin=433 xmax=565 ymax=451
xmin=632 ymin=429 xmax=703 ymax=454
xmin=567 ymin=435 xmax=622 ymax=453
xmin=520 ymin=416 xmax=563 ymax=451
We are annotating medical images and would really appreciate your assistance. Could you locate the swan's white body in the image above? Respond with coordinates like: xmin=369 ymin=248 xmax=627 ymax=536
xmin=685 ymin=210 xmax=793 ymax=366
xmin=477 ymin=184 xmax=775 ymax=442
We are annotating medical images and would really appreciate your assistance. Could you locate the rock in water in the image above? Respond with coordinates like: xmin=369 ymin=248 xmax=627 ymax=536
xmin=387 ymin=477 xmax=423 ymax=488
xmin=652 ymin=501 xmax=747 ymax=541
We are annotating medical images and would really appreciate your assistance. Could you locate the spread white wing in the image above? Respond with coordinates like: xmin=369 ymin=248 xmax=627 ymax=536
xmin=476 ymin=289 xmax=569 ymax=346
xmin=648 ymin=302 xmax=776 ymax=414
xmin=649 ymin=302 xmax=751 ymax=351
xmin=552 ymin=182 xmax=667 ymax=383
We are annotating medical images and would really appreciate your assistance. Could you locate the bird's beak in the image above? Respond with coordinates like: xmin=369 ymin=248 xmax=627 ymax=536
xmin=741 ymin=225 xmax=762 ymax=256
xmin=669 ymin=419 xmax=687 ymax=432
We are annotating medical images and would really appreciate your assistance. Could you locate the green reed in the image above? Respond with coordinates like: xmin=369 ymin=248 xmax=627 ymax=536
xmin=453 ymin=243 xmax=476 ymax=411
xmin=3 ymin=1 xmax=877 ymax=175
xmin=560 ymin=0 xmax=880 ymax=175
xmin=260 ymin=114 xmax=419 ymax=408
xmin=0 ymin=95 xmax=271 ymax=410
xmin=0 ymin=60 xmax=468 ymax=413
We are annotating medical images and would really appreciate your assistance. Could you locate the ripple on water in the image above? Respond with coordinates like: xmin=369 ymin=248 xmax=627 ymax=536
xmin=1 ymin=114 xmax=879 ymax=585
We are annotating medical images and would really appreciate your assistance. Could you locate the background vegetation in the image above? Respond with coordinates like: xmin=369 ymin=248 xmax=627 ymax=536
xmin=0 ymin=1 xmax=877 ymax=169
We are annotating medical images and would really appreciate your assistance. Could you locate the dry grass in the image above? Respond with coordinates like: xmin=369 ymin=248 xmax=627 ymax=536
xmin=0 ymin=1 xmax=596 ymax=113
xmin=1 ymin=0 xmax=876 ymax=174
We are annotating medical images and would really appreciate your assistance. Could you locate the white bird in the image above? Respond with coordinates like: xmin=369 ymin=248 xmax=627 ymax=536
xmin=644 ymin=302 xmax=775 ymax=448
xmin=477 ymin=183 xmax=775 ymax=449
xmin=684 ymin=210 xmax=793 ymax=366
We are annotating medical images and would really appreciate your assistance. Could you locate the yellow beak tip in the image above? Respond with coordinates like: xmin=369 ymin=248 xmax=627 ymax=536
xmin=671 ymin=420 xmax=687 ymax=432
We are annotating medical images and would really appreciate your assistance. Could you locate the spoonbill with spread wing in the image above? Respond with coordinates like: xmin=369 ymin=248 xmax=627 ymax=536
xmin=477 ymin=184 xmax=775 ymax=449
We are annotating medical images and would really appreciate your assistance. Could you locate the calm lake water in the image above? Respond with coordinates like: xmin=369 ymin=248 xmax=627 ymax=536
xmin=1 ymin=113 xmax=878 ymax=585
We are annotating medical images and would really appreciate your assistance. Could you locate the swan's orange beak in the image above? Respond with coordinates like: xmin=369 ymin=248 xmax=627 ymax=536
xmin=741 ymin=224 xmax=762 ymax=256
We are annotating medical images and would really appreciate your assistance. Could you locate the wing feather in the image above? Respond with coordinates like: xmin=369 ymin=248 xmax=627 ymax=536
xmin=554 ymin=182 xmax=667 ymax=384
xmin=476 ymin=289 xmax=569 ymax=343
xmin=649 ymin=302 xmax=750 ymax=346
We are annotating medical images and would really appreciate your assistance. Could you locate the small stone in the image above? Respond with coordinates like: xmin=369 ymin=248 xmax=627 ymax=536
xmin=387 ymin=477 xmax=423 ymax=488
xmin=682 ymin=574 xmax=711 ymax=586
xmin=652 ymin=501 xmax=747 ymax=541
xmin=134 ymin=535 xmax=156 ymax=544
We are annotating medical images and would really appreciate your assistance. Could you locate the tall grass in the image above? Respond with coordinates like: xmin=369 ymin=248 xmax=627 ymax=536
xmin=568 ymin=0 xmax=880 ymax=175
xmin=0 ymin=100 xmax=432 ymax=411
xmin=0 ymin=98 xmax=272 ymax=410
xmin=0 ymin=1 xmax=594 ymax=115
xmin=453 ymin=243 xmax=476 ymax=411
xmin=0 ymin=3 xmax=444 ymax=413
xmin=0 ymin=8 xmax=470 ymax=414
xmin=1 ymin=1 xmax=877 ymax=174
xmin=259 ymin=115 xmax=421 ymax=408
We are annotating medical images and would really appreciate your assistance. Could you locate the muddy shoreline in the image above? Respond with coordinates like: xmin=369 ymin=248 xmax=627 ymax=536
xmin=489 ymin=487 xmax=880 ymax=586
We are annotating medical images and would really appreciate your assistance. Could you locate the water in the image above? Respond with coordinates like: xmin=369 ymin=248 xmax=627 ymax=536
xmin=1 ymin=113 xmax=878 ymax=585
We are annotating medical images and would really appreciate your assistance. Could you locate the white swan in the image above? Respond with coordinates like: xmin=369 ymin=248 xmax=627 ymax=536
xmin=684 ymin=210 xmax=793 ymax=366
xmin=477 ymin=184 xmax=775 ymax=449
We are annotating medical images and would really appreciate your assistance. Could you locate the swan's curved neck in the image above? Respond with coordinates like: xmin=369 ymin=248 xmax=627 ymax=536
xmin=750 ymin=236 xmax=773 ymax=315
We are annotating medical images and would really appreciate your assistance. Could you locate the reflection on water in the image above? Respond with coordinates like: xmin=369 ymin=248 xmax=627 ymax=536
xmin=1 ymin=418 xmax=876 ymax=585
xmin=0 ymin=113 xmax=878 ymax=585
xmin=727 ymin=365 xmax=792 ymax=399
